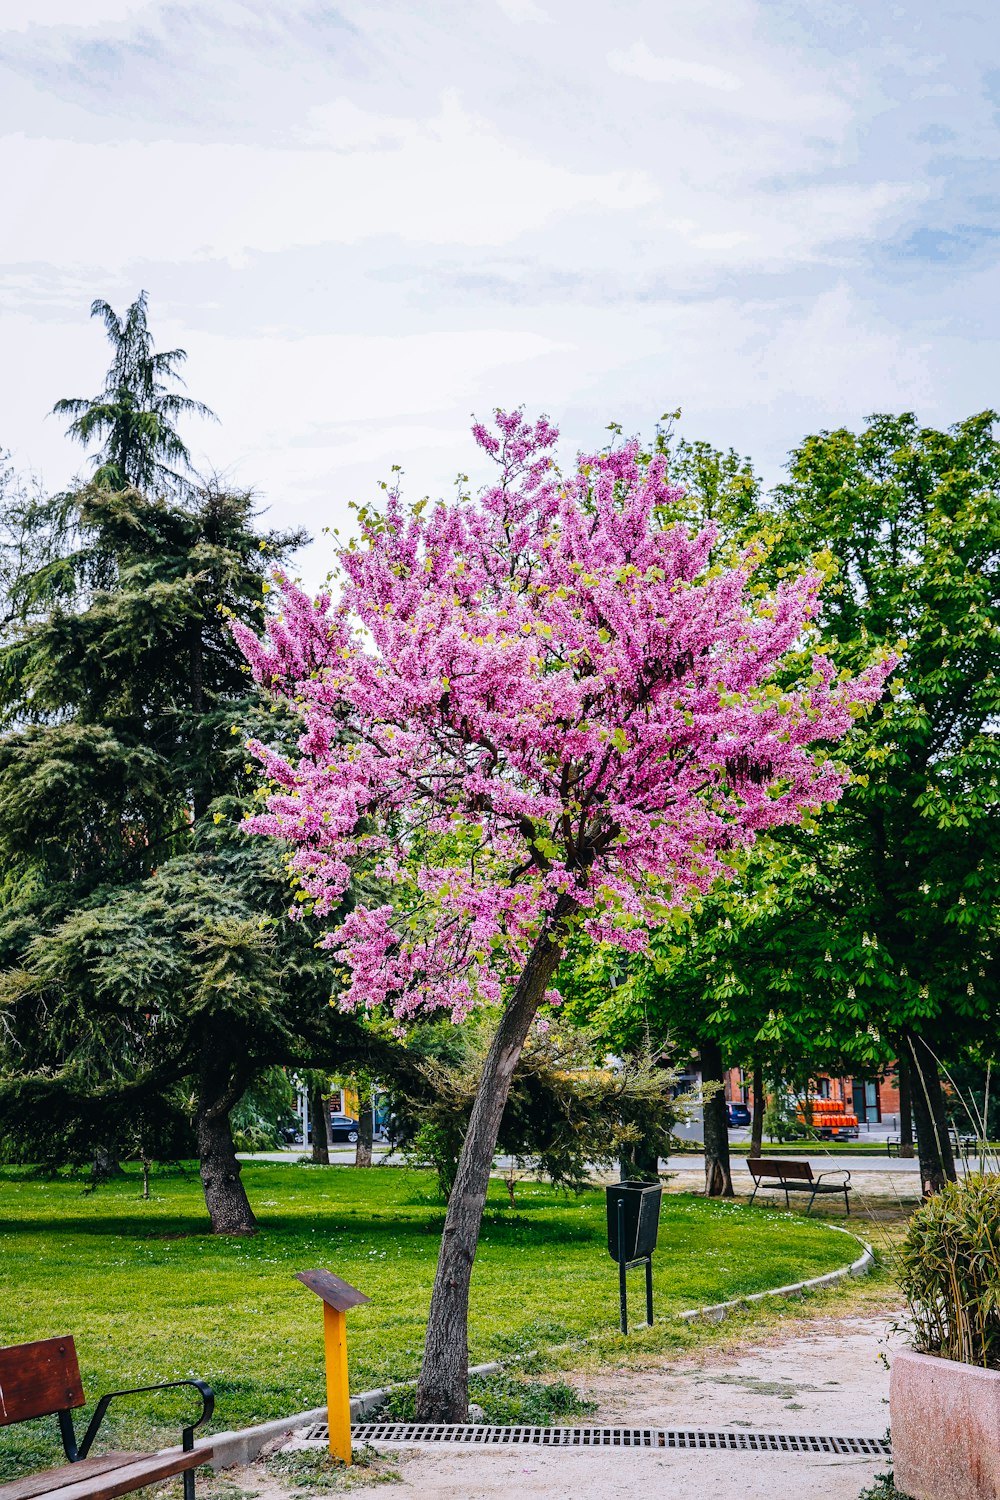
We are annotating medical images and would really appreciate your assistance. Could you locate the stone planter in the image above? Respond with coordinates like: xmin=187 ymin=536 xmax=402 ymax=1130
xmin=891 ymin=1347 xmax=1000 ymax=1500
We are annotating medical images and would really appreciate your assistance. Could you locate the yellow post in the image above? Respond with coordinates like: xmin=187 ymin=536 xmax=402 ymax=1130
xmin=294 ymin=1268 xmax=369 ymax=1466
xmin=323 ymin=1301 xmax=352 ymax=1464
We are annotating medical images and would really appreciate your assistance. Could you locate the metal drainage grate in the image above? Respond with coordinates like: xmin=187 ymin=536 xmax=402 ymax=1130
xmin=304 ymin=1423 xmax=890 ymax=1455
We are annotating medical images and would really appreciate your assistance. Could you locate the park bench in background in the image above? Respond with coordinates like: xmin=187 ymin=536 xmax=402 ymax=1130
xmin=887 ymin=1129 xmax=977 ymax=1157
xmin=0 ymin=1337 xmax=214 ymax=1500
xmin=746 ymin=1157 xmax=852 ymax=1215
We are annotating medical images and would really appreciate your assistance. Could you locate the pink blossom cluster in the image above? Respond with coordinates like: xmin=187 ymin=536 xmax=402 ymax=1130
xmin=233 ymin=411 xmax=888 ymax=1020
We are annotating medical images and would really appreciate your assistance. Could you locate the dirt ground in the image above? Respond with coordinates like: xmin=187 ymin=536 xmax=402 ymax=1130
xmin=221 ymin=1309 xmax=901 ymax=1500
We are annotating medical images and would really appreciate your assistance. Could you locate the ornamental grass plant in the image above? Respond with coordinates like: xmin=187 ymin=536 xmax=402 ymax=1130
xmin=895 ymin=1174 xmax=1000 ymax=1368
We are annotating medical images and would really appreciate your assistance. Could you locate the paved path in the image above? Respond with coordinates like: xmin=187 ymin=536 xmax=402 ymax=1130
xmin=239 ymin=1146 xmax=935 ymax=1172
xmin=669 ymin=1152 xmax=921 ymax=1172
xmin=261 ymin=1314 xmax=900 ymax=1499
xmin=238 ymin=1147 xmax=939 ymax=1202
xmin=366 ymin=1316 xmax=898 ymax=1497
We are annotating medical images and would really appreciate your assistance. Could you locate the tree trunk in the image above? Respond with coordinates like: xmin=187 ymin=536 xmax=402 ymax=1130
xmin=196 ymin=1077 xmax=258 ymax=1235
xmin=414 ymin=899 xmax=576 ymax=1423
xmin=750 ymin=1058 xmax=765 ymax=1158
xmin=311 ymin=1085 xmax=330 ymax=1165
xmin=91 ymin=1147 xmax=124 ymax=1183
xmin=897 ymin=1051 xmax=914 ymax=1158
xmin=355 ymin=1085 xmax=374 ymax=1169
xmin=906 ymin=1033 xmax=956 ymax=1196
xmin=701 ymin=1038 xmax=734 ymax=1197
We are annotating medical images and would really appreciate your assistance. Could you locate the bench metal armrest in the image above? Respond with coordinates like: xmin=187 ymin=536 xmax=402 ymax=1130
xmin=76 ymin=1379 xmax=215 ymax=1460
xmin=814 ymin=1169 xmax=851 ymax=1186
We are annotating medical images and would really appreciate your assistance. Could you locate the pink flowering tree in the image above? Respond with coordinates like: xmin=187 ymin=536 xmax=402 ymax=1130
xmin=233 ymin=411 xmax=888 ymax=1420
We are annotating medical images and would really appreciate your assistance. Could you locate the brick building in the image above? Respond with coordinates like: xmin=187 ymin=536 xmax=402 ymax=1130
xmin=725 ymin=1065 xmax=902 ymax=1127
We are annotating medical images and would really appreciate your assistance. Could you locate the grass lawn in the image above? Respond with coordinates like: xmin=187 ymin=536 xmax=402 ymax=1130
xmin=0 ymin=1162 xmax=860 ymax=1475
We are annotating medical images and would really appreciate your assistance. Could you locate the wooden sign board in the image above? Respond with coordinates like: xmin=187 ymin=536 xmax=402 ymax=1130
xmin=294 ymin=1270 xmax=370 ymax=1313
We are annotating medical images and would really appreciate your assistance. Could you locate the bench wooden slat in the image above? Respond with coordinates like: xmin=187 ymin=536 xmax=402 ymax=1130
xmin=746 ymin=1156 xmax=851 ymax=1215
xmin=0 ymin=1455 xmax=153 ymax=1500
xmin=747 ymin=1157 xmax=813 ymax=1181
xmin=0 ymin=1449 xmax=210 ymax=1500
xmin=0 ymin=1341 xmax=85 ymax=1427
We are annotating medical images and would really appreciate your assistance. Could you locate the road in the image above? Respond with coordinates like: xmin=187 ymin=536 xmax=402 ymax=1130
xmin=239 ymin=1144 xmax=964 ymax=1174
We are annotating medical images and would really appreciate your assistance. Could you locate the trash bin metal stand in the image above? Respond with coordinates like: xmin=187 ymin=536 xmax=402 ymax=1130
xmin=617 ymin=1254 xmax=655 ymax=1334
xmin=617 ymin=1200 xmax=656 ymax=1333
xmin=618 ymin=1199 xmax=628 ymax=1335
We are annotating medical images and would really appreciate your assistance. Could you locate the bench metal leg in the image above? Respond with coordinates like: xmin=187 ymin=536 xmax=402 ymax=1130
xmin=784 ymin=1187 xmax=790 ymax=1210
xmin=844 ymin=1189 xmax=850 ymax=1216
xmin=184 ymin=1470 xmax=195 ymax=1500
xmin=806 ymin=1189 xmax=817 ymax=1216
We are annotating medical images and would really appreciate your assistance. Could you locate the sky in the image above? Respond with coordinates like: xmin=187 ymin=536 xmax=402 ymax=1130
xmin=3 ymin=0 xmax=1000 ymax=581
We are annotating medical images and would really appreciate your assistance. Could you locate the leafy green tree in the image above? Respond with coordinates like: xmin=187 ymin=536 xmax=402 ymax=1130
xmin=761 ymin=411 xmax=1000 ymax=1192
xmin=53 ymin=291 xmax=215 ymax=493
xmin=562 ymin=848 xmax=892 ymax=1194
xmin=578 ymin=411 xmax=1000 ymax=1198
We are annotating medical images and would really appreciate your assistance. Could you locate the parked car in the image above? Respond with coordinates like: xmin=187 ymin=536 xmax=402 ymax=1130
xmin=726 ymin=1101 xmax=752 ymax=1128
xmin=329 ymin=1113 xmax=360 ymax=1143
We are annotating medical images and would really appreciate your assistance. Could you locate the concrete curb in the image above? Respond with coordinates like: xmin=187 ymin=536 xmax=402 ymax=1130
xmin=202 ymin=1359 xmax=504 ymax=1470
xmin=202 ymin=1227 xmax=874 ymax=1468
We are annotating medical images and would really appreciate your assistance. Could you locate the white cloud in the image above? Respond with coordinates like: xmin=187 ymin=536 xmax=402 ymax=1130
xmin=494 ymin=0 xmax=551 ymax=21
xmin=0 ymin=95 xmax=656 ymax=267
xmin=0 ymin=0 xmax=156 ymax=30
xmin=608 ymin=40 xmax=742 ymax=93
xmin=741 ymin=282 xmax=934 ymax=414
xmin=188 ymin=325 xmax=566 ymax=436
xmin=0 ymin=0 xmax=985 ymax=580
xmin=606 ymin=31 xmax=850 ymax=133
xmin=659 ymin=179 xmax=927 ymax=271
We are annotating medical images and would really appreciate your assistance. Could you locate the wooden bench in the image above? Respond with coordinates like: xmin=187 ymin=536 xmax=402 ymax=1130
xmin=0 ymin=1337 xmax=214 ymax=1500
xmin=746 ymin=1157 xmax=852 ymax=1215
xmin=887 ymin=1132 xmax=977 ymax=1157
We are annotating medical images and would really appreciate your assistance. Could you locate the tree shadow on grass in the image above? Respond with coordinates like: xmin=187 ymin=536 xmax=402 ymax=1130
xmin=0 ymin=1208 xmax=598 ymax=1247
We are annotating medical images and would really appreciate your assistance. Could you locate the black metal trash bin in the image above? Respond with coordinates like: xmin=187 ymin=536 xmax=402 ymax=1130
xmin=606 ymin=1180 xmax=662 ymax=1263
xmin=606 ymin=1180 xmax=662 ymax=1334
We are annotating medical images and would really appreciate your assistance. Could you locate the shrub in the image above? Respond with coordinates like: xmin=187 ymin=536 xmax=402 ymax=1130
xmin=394 ymin=1021 xmax=685 ymax=1201
xmin=858 ymin=1471 xmax=907 ymax=1500
xmin=895 ymin=1174 xmax=1000 ymax=1368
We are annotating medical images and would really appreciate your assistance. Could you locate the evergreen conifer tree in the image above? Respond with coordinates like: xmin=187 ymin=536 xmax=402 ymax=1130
xmin=53 ymin=291 xmax=215 ymax=493
xmin=0 ymin=296 xmax=401 ymax=1230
